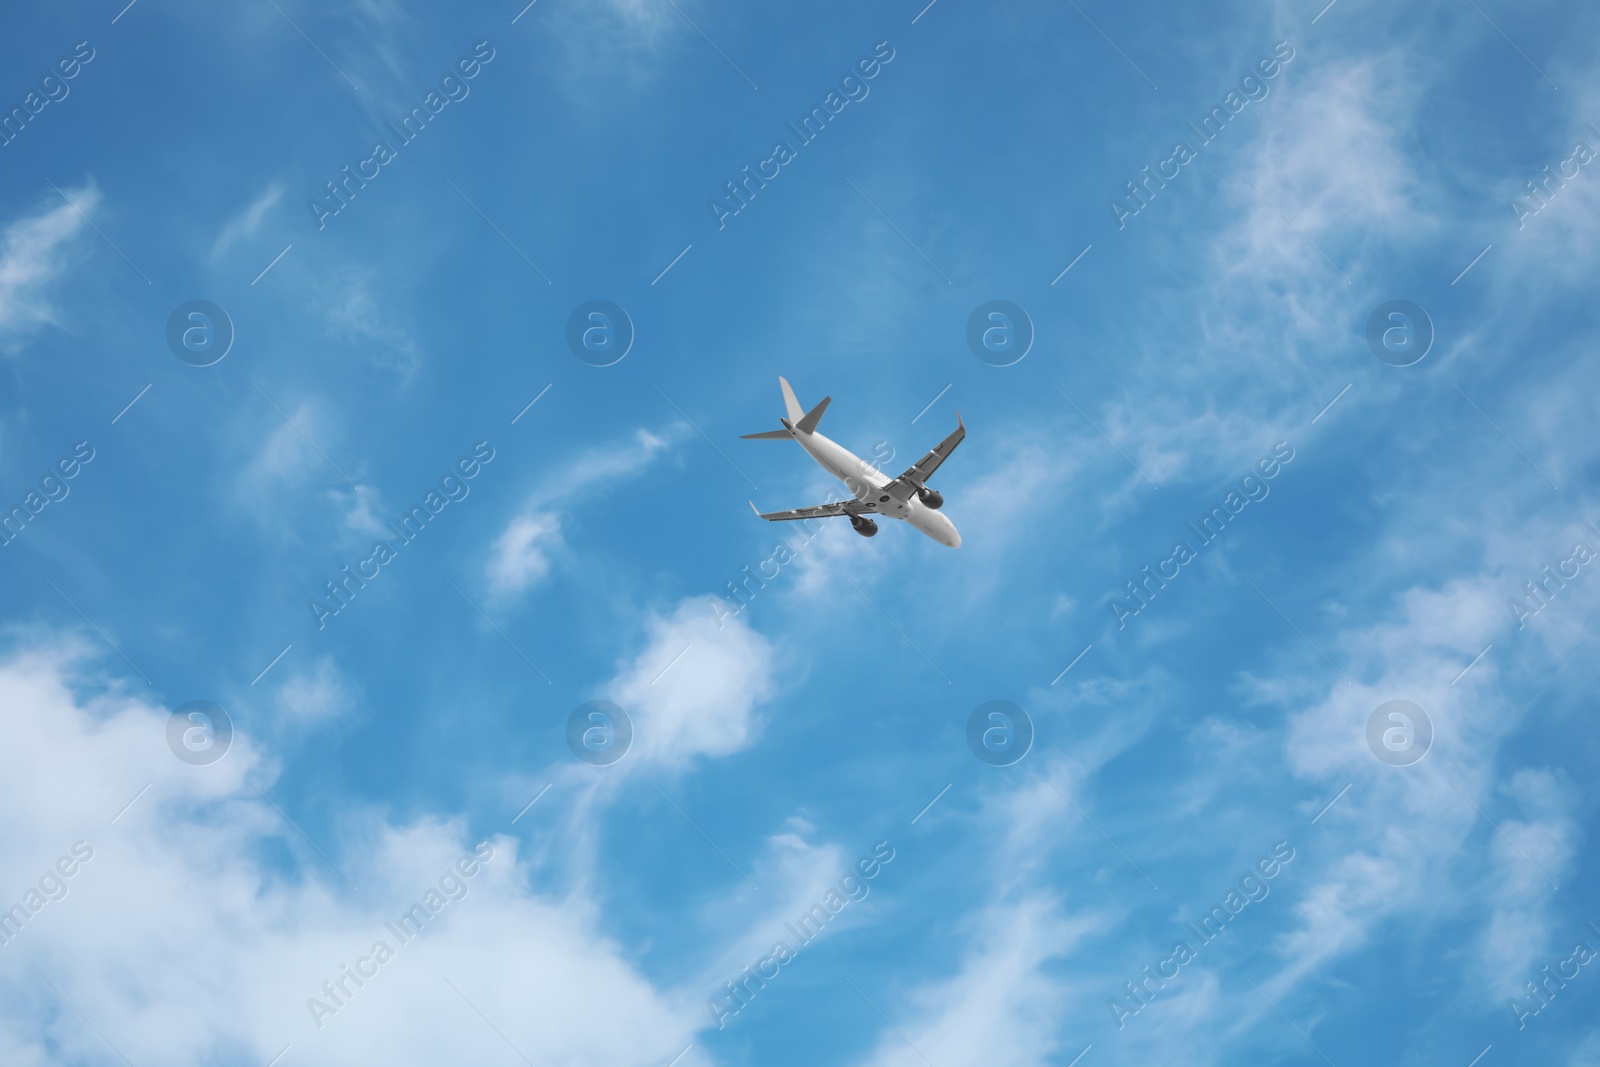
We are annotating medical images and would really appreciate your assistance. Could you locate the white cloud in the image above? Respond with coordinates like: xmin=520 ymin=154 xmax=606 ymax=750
xmin=321 ymin=271 xmax=420 ymax=383
xmin=528 ymin=427 xmax=678 ymax=508
xmin=833 ymin=692 xmax=1157 ymax=1066
xmin=242 ymin=401 xmax=326 ymax=488
xmin=786 ymin=509 xmax=895 ymax=600
xmin=938 ymin=425 xmax=1115 ymax=602
xmin=340 ymin=483 xmax=391 ymax=541
xmin=483 ymin=426 xmax=682 ymax=599
xmin=1098 ymin=55 xmax=1427 ymax=487
xmin=487 ymin=512 xmax=561 ymax=596
xmin=210 ymin=183 xmax=283 ymax=261
xmin=1256 ymin=561 xmax=1583 ymax=1017
xmin=1474 ymin=767 xmax=1579 ymax=996
xmin=0 ymin=184 xmax=97 ymax=344
xmin=1218 ymin=59 xmax=1419 ymax=285
xmin=235 ymin=398 xmax=382 ymax=547
xmin=0 ymin=638 xmax=716 ymax=1067
xmin=276 ymin=656 xmax=358 ymax=726
xmin=605 ymin=597 xmax=775 ymax=771
xmin=687 ymin=822 xmax=885 ymax=1023
xmin=1569 ymin=1030 xmax=1600 ymax=1066
xmin=849 ymin=894 xmax=1091 ymax=1067
xmin=539 ymin=0 xmax=679 ymax=95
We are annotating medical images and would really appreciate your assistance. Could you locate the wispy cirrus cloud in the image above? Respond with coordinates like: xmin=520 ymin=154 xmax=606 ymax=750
xmin=319 ymin=269 xmax=422 ymax=384
xmin=210 ymin=183 xmax=284 ymax=262
xmin=484 ymin=425 xmax=685 ymax=599
xmin=0 ymin=183 xmax=98 ymax=346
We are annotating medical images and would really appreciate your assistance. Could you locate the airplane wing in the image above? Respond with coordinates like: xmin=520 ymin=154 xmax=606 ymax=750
xmin=749 ymin=499 xmax=866 ymax=522
xmin=884 ymin=413 xmax=965 ymax=501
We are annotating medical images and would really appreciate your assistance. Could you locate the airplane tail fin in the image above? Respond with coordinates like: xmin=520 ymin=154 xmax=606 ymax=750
xmin=796 ymin=396 xmax=830 ymax=434
xmin=742 ymin=378 xmax=827 ymax=440
xmin=778 ymin=376 xmax=804 ymax=423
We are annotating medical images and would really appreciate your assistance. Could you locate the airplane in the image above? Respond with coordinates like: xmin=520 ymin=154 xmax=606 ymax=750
xmin=741 ymin=377 xmax=964 ymax=548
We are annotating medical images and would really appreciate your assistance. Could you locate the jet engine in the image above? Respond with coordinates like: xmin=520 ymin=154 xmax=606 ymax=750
xmin=917 ymin=487 xmax=944 ymax=510
xmin=849 ymin=515 xmax=879 ymax=537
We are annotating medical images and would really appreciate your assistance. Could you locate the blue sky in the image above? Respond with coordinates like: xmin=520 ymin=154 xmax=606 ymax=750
xmin=1 ymin=0 xmax=1598 ymax=1064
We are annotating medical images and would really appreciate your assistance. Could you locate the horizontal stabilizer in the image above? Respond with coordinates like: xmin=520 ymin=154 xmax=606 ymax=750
xmin=739 ymin=428 xmax=792 ymax=440
xmin=796 ymin=396 xmax=830 ymax=434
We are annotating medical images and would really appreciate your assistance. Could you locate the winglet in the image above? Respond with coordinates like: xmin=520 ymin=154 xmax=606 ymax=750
xmin=748 ymin=500 xmax=762 ymax=518
xmin=956 ymin=409 xmax=964 ymax=429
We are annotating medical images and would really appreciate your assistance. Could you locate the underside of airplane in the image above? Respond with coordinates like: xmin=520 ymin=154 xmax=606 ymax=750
xmin=742 ymin=377 xmax=965 ymax=548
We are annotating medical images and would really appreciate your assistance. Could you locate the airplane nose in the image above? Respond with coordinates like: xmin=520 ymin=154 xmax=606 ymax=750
xmin=945 ymin=519 xmax=961 ymax=548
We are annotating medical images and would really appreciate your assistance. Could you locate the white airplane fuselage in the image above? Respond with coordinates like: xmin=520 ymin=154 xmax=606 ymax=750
xmin=796 ymin=429 xmax=962 ymax=548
